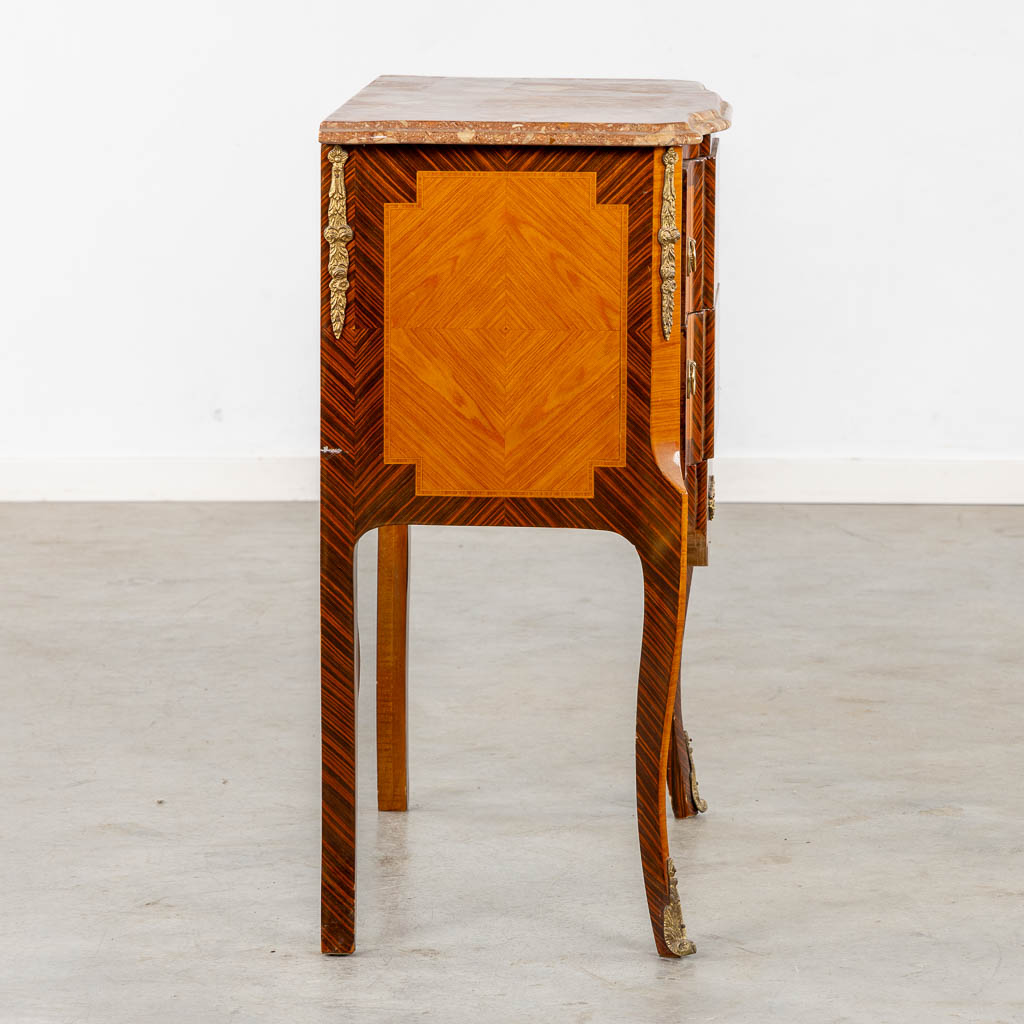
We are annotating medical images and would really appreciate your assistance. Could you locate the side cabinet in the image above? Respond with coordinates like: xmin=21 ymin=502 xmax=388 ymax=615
xmin=317 ymin=72 xmax=733 ymax=960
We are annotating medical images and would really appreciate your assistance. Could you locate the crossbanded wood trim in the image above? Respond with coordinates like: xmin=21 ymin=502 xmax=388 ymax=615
xmin=382 ymin=168 xmax=628 ymax=498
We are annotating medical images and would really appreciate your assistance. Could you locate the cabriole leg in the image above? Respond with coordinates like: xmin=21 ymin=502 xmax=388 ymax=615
xmin=667 ymin=566 xmax=708 ymax=818
xmin=637 ymin=543 xmax=697 ymax=958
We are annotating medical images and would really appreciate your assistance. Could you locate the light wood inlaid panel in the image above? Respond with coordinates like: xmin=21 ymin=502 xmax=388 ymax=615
xmin=384 ymin=170 xmax=628 ymax=497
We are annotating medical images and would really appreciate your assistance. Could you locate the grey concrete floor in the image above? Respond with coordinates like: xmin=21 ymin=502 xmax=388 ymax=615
xmin=1 ymin=503 xmax=1022 ymax=1023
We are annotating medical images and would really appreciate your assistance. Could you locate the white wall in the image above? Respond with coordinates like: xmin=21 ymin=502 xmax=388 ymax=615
xmin=1 ymin=0 xmax=1022 ymax=501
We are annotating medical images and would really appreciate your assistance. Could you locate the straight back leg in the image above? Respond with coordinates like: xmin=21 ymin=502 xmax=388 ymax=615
xmin=376 ymin=524 xmax=410 ymax=811
xmin=321 ymin=465 xmax=359 ymax=954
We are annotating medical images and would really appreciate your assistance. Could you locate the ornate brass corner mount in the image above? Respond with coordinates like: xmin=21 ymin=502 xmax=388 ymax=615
xmin=658 ymin=148 xmax=681 ymax=341
xmin=684 ymin=731 xmax=708 ymax=813
xmin=662 ymin=857 xmax=696 ymax=956
xmin=707 ymin=475 xmax=716 ymax=522
xmin=325 ymin=146 xmax=354 ymax=338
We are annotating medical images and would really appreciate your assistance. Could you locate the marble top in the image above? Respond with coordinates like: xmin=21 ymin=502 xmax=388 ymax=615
xmin=319 ymin=76 xmax=731 ymax=147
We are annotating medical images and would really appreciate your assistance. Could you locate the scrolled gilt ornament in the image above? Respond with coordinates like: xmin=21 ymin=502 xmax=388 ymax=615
xmin=659 ymin=148 xmax=681 ymax=341
xmin=325 ymin=146 xmax=353 ymax=337
xmin=662 ymin=857 xmax=697 ymax=956
xmin=684 ymin=731 xmax=708 ymax=813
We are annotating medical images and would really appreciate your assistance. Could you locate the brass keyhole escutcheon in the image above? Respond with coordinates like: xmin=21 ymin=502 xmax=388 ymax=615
xmin=686 ymin=359 xmax=697 ymax=399
xmin=686 ymin=237 xmax=697 ymax=275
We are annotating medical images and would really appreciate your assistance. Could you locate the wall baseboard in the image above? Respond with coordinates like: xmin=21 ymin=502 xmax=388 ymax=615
xmin=0 ymin=458 xmax=318 ymax=502
xmin=714 ymin=457 xmax=1024 ymax=504
xmin=0 ymin=456 xmax=1022 ymax=504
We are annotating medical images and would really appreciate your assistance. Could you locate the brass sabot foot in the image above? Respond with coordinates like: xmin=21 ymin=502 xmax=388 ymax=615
xmin=662 ymin=857 xmax=696 ymax=956
xmin=684 ymin=731 xmax=708 ymax=813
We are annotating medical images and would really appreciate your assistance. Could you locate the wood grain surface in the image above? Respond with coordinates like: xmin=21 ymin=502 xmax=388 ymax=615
xmin=376 ymin=524 xmax=409 ymax=811
xmin=667 ymin=566 xmax=705 ymax=817
xmin=383 ymin=170 xmax=627 ymax=497
xmin=322 ymin=142 xmax=707 ymax=957
xmin=681 ymin=139 xmax=717 ymax=564
xmin=685 ymin=310 xmax=706 ymax=466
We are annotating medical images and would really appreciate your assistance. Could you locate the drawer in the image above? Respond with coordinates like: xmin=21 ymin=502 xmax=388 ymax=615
xmin=683 ymin=307 xmax=715 ymax=465
xmin=684 ymin=139 xmax=716 ymax=316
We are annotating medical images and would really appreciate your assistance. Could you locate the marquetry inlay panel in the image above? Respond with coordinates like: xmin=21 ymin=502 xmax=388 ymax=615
xmin=383 ymin=170 xmax=628 ymax=497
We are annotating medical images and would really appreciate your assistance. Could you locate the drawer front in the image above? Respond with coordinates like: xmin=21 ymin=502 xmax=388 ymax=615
xmin=684 ymin=141 xmax=716 ymax=316
xmin=683 ymin=309 xmax=706 ymax=466
xmin=683 ymin=306 xmax=716 ymax=563
xmin=683 ymin=141 xmax=717 ymax=566
xmin=703 ymin=305 xmax=715 ymax=460
xmin=683 ymin=144 xmax=716 ymax=463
